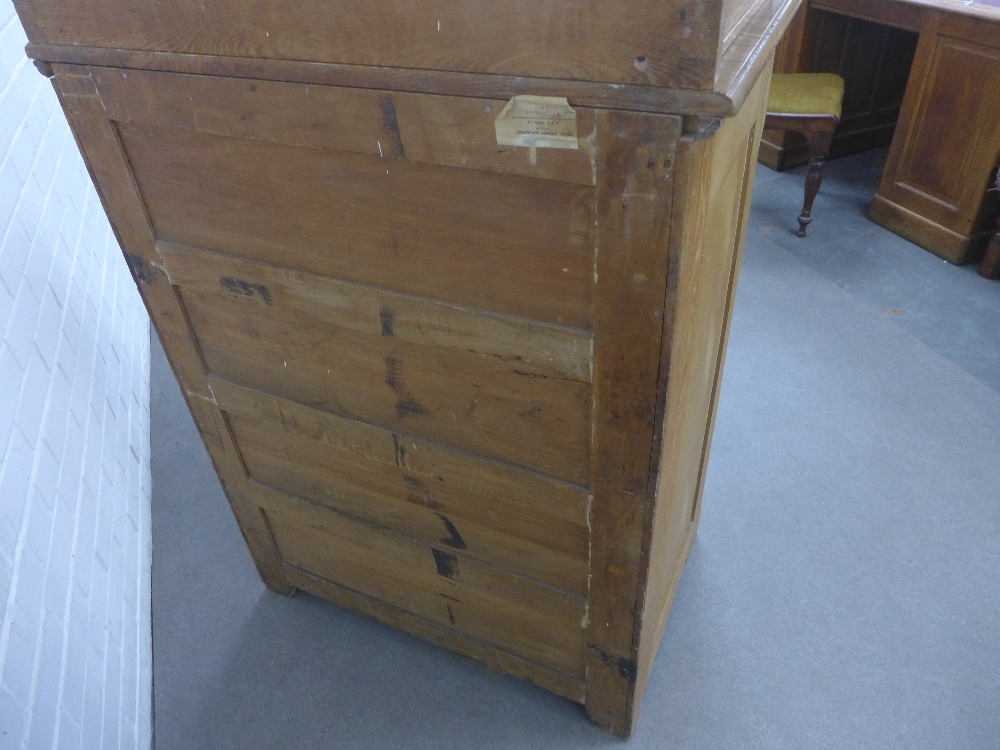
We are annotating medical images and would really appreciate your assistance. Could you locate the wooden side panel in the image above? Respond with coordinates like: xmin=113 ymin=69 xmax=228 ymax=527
xmin=583 ymin=111 xmax=683 ymax=736
xmin=12 ymin=0 xmax=720 ymax=89
xmin=211 ymin=378 xmax=590 ymax=594
xmin=873 ymin=22 xmax=1000 ymax=262
xmin=119 ymin=123 xmax=595 ymax=329
xmin=634 ymin=61 xmax=772 ymax=710
xmin=256 ymin=484 xmax=587 ymax=677
xmin=49 ymin=64 xmax=294 ymax=596
xmin=885 ymin=34 xmax=1000 ymax=220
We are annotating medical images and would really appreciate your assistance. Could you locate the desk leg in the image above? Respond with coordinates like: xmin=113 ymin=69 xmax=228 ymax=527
xmin=979 ymin=218 xmax=1000 ymax=279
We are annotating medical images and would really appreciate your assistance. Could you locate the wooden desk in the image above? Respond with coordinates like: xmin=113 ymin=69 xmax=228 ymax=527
xmin=763 ymin=0 xmax=1000 ymax=264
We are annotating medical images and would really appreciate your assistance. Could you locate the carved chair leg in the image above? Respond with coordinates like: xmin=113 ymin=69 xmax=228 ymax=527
xmin=797 ymin=129 xmax=834 ymax=238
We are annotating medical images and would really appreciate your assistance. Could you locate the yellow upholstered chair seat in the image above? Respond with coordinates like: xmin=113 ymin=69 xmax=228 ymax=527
xmin=767 ymin=73 xmax=845 ymax=119
xmin=763 ymin=73 xmax=846 ymax=237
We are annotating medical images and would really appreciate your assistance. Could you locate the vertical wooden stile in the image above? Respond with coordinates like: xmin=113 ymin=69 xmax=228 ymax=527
xmin=585 ymin=110 xmax=682 ymax=736
xmin=50 ymin=64 xmax=293 ymax=595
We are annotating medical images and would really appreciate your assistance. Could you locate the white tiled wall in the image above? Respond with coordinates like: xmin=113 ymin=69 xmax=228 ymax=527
xmin=0 ymin=3 xmax=153 ymax=748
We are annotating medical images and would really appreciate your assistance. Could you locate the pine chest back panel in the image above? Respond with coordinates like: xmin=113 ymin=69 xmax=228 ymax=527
xmin=46 ymin=60 xmax=771 ymax=737
xmin=16 ymin=0 xmax=791 ymax=735
xmin=82 ymin=66 xmax=600 ymax=675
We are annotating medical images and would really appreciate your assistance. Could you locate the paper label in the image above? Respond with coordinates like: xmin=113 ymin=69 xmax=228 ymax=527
xmin=494 ymin=95 xmax=579 ymax=151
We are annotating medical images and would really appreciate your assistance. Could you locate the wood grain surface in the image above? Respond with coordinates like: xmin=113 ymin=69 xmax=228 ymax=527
xmin=257 ymin=483 xmax=588 ymax=677
xmin=159 ymin=242 xmax=593 ymax=383
xmin=92 ymin=67 xmax=598 ymax=186
xmin=24 ymin=43 xmax=741 ymax=118
xmin=212 ymin=378 xmax=590 ymax=594
xmin=120 ymin=123 xmax=595 ymax=328
xmin=176 ymin=281 xmax=592 ymax=483
xmin=38 ymin=45 xmax=779 ymax=735
xmin=50 ymin=64 xmax=295 ymax=596
xmin=634 ymin=64 xmax=771 ymax=712
xmin=14 ymin=0 xmax=720 ymax=88
xmin=284 ymin=565 xmax=587 ymax=702
xmin=874 ymin=19 xmax=1000 ymax=263
xmin=583 ymin=109 xmax=683 ymax=736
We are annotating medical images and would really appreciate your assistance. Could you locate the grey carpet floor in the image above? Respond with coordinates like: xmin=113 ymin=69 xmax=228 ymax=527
xmin=151 ymin=152 xmax=1000 ymax=749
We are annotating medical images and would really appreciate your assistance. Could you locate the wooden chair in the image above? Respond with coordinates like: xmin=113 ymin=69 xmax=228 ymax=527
xmin=765 ymin=73 xmax=846 ymax=237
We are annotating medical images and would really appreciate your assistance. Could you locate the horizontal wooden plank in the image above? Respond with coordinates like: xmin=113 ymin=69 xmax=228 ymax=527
xmin=214 ymin=381 xmax=589 ymax=593
xmin=256 ymin=484 xmax=587 ymax=677
xmin=14 ymin=0 xmax=719 ymax=89
xmin=120 ymin=124 xmax=595 ymax=328
xmin=159 ymin=242 xmax=592 ymax=382
xmin=213 ymin=377 xmax=587 ymax=522
xmin=243 ymin=447 xmax=587 ymax=594
xmin=28 ymin=47 xmax=741 ymax=118
xmin=178 ymin=277 xmax=591 ymax=483
xmin=92 ymin=67 xmax=597 ymax=186
xmin=283 ymin=565 xmax=586 ymax=703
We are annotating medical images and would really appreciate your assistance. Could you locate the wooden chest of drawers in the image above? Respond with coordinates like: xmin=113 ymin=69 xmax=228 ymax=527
xmin=13 ymin=0 xmax=798 ymax=736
